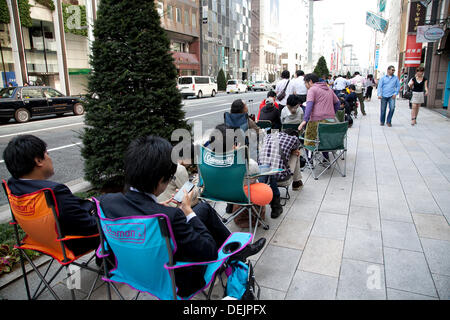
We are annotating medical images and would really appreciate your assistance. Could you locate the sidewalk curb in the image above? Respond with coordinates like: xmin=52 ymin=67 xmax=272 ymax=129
xmin=0 ymin=179 xmax=93 ymax=224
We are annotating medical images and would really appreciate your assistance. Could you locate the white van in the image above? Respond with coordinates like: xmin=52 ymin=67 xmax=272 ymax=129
xmin=226 ymin=80 xmax=248 ymax=94
xmin=178 ymin=76 xmax=218 ymax=99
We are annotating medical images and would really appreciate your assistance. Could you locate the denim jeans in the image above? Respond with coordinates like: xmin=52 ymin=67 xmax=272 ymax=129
xmin=259 ymin=175 xmax=280 ymax=198
xmin=380 ymin=96 xmax=396 ymax=124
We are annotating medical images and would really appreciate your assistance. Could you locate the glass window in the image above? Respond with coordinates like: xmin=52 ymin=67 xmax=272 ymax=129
xmin=0 ymin=88 xmax=15 ymax=98
xmin=179 ymin=77 xmax=193 ymax=84
xmin=227 ymin=80 xmax=237 ymax=85
xmin=192 ymin=12 xmax=197 ymax=27
xmin=167 ymin=5 xmax=173 ymax=19
xmin=176 ymin=8 xmax=182 ymax=23
xmin=21 ymin=88 xmax=44 ymax=99
xmin=156 ymin=1 xmax=164 ymax=17
xmin=185 ymin=9 xmax=189 ymax=25
xmin=43 ymin=88 xmax=63 ymax=98
xmin=194 ymin=77 xmax=209 ymax=84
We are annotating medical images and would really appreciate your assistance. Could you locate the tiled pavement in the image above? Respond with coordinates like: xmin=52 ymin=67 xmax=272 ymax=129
xmin=1 ymin=98 xmax=449 ymax=300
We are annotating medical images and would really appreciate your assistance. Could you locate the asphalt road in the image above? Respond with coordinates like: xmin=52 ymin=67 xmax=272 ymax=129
xmin=0 ymin=90 xmax=268 ymax=205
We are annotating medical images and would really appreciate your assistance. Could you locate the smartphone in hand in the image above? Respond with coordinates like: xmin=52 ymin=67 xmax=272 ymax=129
xmin=173 ymin=181 xmax=195 ymax=203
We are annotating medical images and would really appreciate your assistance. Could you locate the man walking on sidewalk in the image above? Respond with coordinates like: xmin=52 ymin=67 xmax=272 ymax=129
xmin=378 ymin=66 xmax=400 ymax=127
xmin=351 ymin=72 xmax=366 ymax=116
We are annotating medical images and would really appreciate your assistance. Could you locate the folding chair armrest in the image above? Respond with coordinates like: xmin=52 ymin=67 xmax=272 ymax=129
xmin=96 ymin=241 xmax=111 ymax=258
xmin=247 ymin=168 xmax=285 ymax=179
xmin=165 ymin=232 xmax=253 ymax=270
xmin=298 ymin=136 xmax=319 ymax=144
xmin=60 ymin=233 xmax=100 ymax=241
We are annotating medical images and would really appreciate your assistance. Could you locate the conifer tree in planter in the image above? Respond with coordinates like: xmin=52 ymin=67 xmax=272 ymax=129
xmin=81 ymin=0 xmax=191 ymax=191
xmin=313 ymin=56 xmax=330 ymax=78
xmin=217 ymin=68 xmax=226 ymax=91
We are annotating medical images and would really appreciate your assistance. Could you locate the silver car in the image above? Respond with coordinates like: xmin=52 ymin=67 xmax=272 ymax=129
xmin=252 ymin=80 xmax=271 ymax=91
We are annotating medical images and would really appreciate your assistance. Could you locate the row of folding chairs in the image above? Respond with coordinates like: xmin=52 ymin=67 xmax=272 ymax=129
xmin=255 ymin=119 xmax=349 ymax=181
xmin=2 ymin=178 xmax=258 ymax=301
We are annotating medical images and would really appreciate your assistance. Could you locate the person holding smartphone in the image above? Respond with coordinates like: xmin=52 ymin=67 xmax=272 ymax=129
xmin=98 ymin=135 xmax=266 ymax=298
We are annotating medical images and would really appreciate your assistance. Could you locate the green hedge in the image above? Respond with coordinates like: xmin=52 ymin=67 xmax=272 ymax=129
xmin=35 ymin=0 xmax=55 ymax=11
xmin=18 ymin=0 xmax=32 ymax=27
xmin=62 ymin=3 xmax=87 ymax=37
xmin=0 ymin=0 xmax=10 ymax=24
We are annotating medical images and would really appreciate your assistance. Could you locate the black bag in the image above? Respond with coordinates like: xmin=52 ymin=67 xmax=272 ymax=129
xmin=404 ymin=91 xmax=412 ymax=100
xmin=300 ymin=156 xmax=307 ymax=168
xmin=276 ymin=80 xmax=290 ymax=101
xmin=241 ymin=261 xmax=260 ymax=300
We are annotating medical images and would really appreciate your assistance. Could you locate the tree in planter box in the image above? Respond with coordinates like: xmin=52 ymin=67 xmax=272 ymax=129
xmin=81 ymin=0 xmax=191 ymax=191
xmin=217 ymin=68 xmax=226 ymax=91
xmin=314 ymin=56 xmax=330 ymax=79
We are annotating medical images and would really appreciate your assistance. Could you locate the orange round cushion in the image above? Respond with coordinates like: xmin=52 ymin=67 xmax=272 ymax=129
xmin=244 ymin=183 xmax=273 ymax=206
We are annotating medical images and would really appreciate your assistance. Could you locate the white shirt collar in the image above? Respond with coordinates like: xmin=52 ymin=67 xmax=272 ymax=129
xmin=129 ymin=187 xmax=158 ymax=202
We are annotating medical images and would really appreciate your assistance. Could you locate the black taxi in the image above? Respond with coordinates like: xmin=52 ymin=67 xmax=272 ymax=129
xmin=0 ymin=86 xmax=85 ymax=123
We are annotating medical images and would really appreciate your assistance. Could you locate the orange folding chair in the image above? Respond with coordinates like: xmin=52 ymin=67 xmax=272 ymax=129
xmin=2 ymin=179 xmax=102 ymax=300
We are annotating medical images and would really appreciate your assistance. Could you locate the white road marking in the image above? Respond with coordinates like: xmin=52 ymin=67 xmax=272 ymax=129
xmin=0 ymin=142 xmax=82 ymax=163
xmin=186 ymin=108 xmax=230 ymax=120
xmin=0 ymin=122 xmax=84 ymax=139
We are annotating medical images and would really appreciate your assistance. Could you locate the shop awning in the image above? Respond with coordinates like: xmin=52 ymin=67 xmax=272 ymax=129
xmin=171 ymin=52 xmax=200 ymax=65
xmin=69 ymin=68 xmax=92 ymax=75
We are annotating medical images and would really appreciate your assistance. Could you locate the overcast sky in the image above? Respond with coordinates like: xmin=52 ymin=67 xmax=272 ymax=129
xmin=314 ymin=0 xmax=379 ymax=68
xmin=280 ymin=0 xmax=379 ymax=69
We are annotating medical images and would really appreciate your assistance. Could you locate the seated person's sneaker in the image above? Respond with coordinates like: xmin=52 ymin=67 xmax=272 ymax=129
xmin=231 ymin=238 xmax=266 ymax=262
xmin=292 ymin=180 xmax=303 ymax=191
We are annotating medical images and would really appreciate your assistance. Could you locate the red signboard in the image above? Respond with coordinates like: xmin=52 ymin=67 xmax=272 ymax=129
xmin=405 ymin=35 xmax=423 ymax=67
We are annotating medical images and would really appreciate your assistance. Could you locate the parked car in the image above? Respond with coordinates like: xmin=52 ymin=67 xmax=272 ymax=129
xmin=0 ymin=86 xmax=85 ymax=124
xmin=245 ymin=80 xmax=254 ymax=91
xmin=178 ymin=76 xmax=217 ymax=99
xmin=226 ymin=80 xmax=248 ymax=94
xmin=252 ymin=80 xmax=271 ymax=91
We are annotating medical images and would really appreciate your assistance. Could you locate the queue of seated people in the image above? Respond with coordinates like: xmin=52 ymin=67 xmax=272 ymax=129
xmin=2 ymin=75 xmax=347 ymax=299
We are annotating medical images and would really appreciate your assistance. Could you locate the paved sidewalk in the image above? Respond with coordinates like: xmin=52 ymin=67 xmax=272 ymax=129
xmin=1 ymin=98 xmax=449 ymax=300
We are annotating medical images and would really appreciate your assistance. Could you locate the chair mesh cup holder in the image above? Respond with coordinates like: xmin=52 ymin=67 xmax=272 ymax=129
xmin=222 ymin=242 xmax=242 ymax=255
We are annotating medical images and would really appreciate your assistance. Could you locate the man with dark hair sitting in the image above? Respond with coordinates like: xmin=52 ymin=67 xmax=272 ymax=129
xmin=257 ymin=91 xmax=279 ymax=121
xmin=98 ymin=135 xmax=265 ymax=298
xmin=345 ymin=84 xmax=359 ymax=118
xmin=3 ymin=135 xmax=100 ymax=256
xmin=259 ymin=128 xmax=303 ymax=218
xmin=258 ymin=97 xmax=282 ymax=129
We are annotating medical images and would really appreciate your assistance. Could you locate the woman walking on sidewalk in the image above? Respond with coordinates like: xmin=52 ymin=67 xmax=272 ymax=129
xmin=408 ymin=66 xmax=429 ymax=126
xmin=365 ymin=74 xmax=376 ymax=101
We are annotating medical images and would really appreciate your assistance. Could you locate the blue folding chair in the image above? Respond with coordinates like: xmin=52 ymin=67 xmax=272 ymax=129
xmin=93 ymin=198 xmax=254 ymax=300
xmin=224 ymin=112 xmax=249 ymax=132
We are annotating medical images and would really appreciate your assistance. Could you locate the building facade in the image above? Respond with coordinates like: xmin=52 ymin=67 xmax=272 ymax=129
xmin=200 ymin=0 xmax=252 ymax=80
xmin=251 ymin=0 xmax=282 ymax=82
xmin=0 ymin=0 xmax=96 ymax=95
xmin=157 ymin=0 xmax=201 ymax=77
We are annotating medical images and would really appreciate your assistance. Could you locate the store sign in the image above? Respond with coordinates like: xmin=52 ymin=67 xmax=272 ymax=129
xmin=416 ymin=25 xmax=445 ymax=42
xmin=202 ymin=6 xmax=208 ymax=24
xmin=405 ymin=35 xmax=423 ymax=67
xmin=204 ymin=35 xmax=223 ymax=45
xmin=366 ymin=11 xmax=389 ymax=33
xmin=375 ymin=47 xmax=380 ymax=70
xmin=378 ymin=0 xmax=386 ymax=12
xmin=408 ymin=1 xmax=426 ymax=34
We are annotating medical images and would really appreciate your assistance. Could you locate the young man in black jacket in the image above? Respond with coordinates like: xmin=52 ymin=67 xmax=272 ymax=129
xmin=98 ymin=135 xmax=265 ymax=298
xmin=3 ymin=135 xmax=100 ymax=256
xmin=258 ymin=97 xmax=282 ymax=129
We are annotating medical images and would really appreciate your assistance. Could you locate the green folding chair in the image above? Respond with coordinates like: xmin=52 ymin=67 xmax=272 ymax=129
xmin=281 ymin=123 xmax=301 ymax=131
xmin=299 ymin=122 xmax=348 ymax=180
xmin=197 ymin=145 xmax=271 ymax=241
xmin=256 ymin=120 xmax=272 ymax=131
